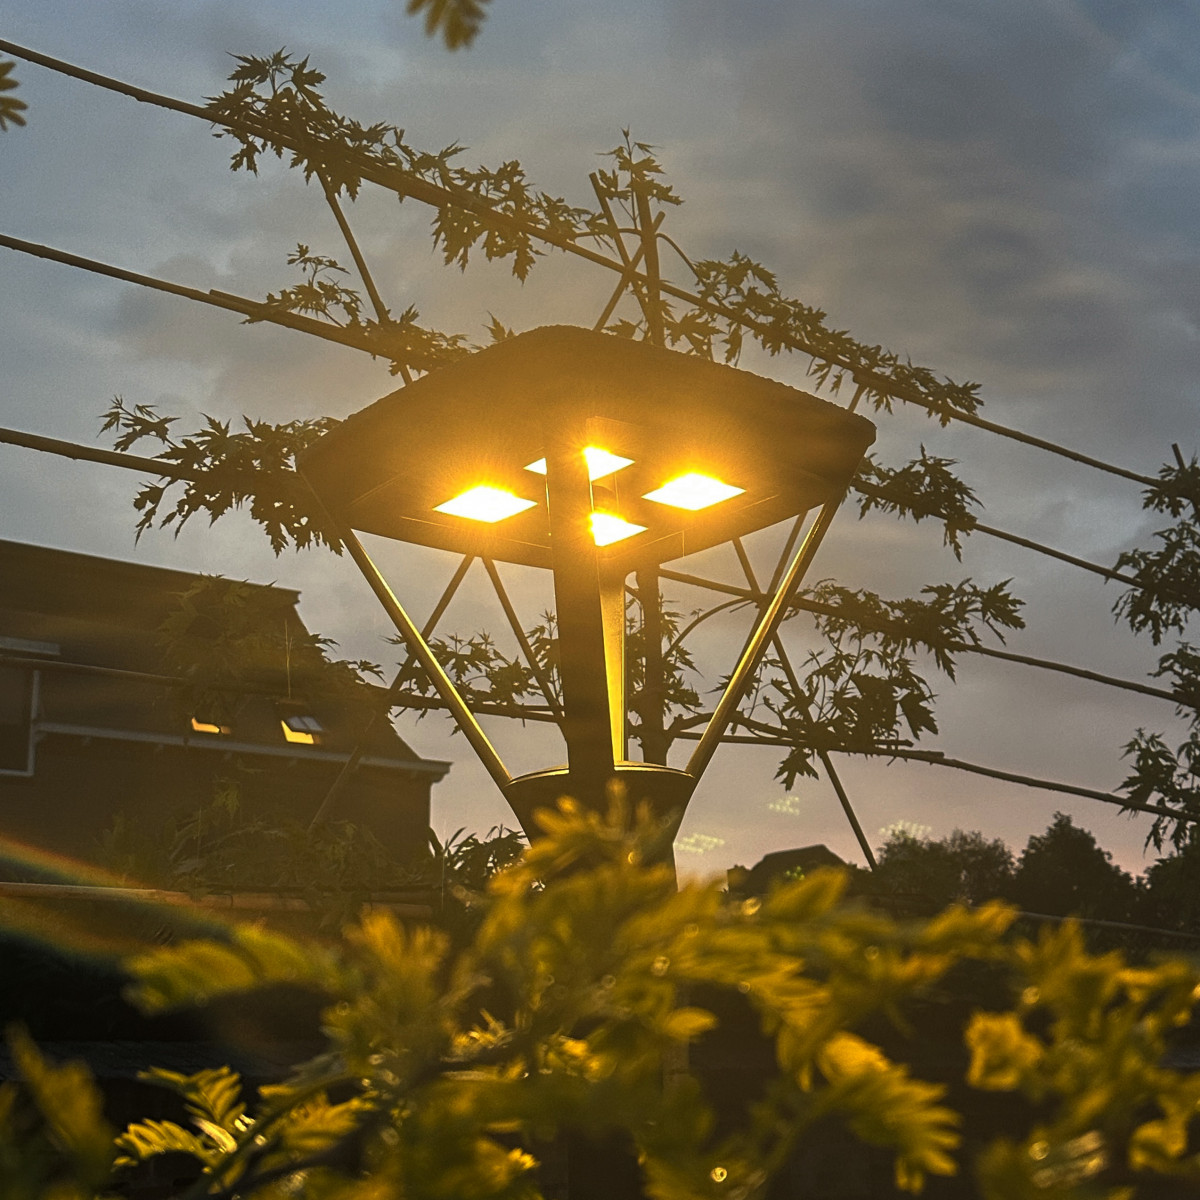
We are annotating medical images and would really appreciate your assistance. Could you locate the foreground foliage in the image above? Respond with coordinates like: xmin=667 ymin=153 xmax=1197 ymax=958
xmin=4 ymin=801 xmax=1200 ymax=1198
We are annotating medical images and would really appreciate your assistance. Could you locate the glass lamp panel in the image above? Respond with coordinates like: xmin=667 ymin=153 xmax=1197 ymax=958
xmin=590 ymin=512 xmax=646 ymax=546
xmin=525 ymin=446 xmax=634 ymax=480
xmin=435 ymin=485 xmax=537 ymax=523
xmin=643 ymin=472 xmax=745 ymax=511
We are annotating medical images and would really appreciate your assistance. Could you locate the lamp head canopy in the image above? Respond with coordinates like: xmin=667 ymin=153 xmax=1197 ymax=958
xmin=300 ymin=326 xmax=876 ymax=568
xmin=301 ymin=326 xmax=876 ymax=845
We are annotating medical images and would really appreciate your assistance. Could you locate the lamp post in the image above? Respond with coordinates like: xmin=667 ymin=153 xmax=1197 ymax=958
xmin=300 ymin=326 xmax=875 ymax=843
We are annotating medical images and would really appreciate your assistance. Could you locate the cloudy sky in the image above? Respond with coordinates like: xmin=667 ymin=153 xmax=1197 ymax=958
xmin=2 ymin=0 xmax=1198 ymax=875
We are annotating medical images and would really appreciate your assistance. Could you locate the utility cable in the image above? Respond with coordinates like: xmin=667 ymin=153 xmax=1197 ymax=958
xmin=673 ymin=722 xmax=1194 ymax=827
xmin=0 ymin=230 xmax=1172 ymax=611
xmin=0 ymin=425 xmax=1182 ymax=711
xmin=0 ymin=37 xmax=1164 ymax=490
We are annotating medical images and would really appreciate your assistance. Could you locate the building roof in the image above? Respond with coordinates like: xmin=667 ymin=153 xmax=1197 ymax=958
xmin=730 ymin=844 xmax=850 ymax=896
xmin=0 ymin=538 xmax=448 ymax=777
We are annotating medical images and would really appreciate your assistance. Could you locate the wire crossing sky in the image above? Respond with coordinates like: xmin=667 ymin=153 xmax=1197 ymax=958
xmin=2 ymin=0 xmax=1199 ymax=873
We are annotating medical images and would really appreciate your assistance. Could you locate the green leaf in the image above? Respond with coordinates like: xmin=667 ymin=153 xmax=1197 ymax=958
xmin=964 ymin=1012 xmax=1042 ymax=1091
xmin=8 ymin=1029 xmax=115 ymax=1187
xmin=139 ymin=1065 xmax=246 ymax=1131
xmin=114 ymin=1117 xmax=213 ymax=1168
xmin=0 ymin=61 xmax=27 ymax=131
xmin=661 ymin=1006 xmax=718 ymax=1042
xmin=405 ymin=0 xmax=493 ymax=49
xmin=126 ymin=923 xmax=342 ymax=1011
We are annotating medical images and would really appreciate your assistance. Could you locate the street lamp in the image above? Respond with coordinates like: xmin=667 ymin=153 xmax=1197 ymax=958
xmin=300 ymin=325 xmax=875 ymax=840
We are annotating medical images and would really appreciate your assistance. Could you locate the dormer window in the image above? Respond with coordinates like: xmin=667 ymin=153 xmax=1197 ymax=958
xmin=281 ymin=714 xmax=323 ymax=746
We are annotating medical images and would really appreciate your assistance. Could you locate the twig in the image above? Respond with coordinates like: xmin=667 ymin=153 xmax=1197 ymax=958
xmin=731 ymin=536 xmax=876 ymax=868
xmin=482 ymin=558 xmax=564 ymax=719
xmin=317 ymin=171 xmax=412 ymax=385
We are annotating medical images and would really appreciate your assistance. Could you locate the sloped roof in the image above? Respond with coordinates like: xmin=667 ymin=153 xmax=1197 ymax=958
xmin=0 ymin=538 xmax=445 ymax=773
xmin=734 ymin=844 xmax=850 ymax=895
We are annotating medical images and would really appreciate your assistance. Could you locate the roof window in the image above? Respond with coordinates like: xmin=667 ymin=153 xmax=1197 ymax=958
xmin=281 ymin=714 xmax=324 ymax=745
xmin=190 ymin=717 xmax=231 ymax=736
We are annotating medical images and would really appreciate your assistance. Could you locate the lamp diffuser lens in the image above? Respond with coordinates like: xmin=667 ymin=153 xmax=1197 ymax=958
xmin=643 ymin=472 xmax=745 ymax=511
xmin=435 ymin=486 xmax=537 ymax=523
xmin=590 ymin=512 xmax=646 ymax=546
xmin=525 ymin=447 xmax=634 ymax=480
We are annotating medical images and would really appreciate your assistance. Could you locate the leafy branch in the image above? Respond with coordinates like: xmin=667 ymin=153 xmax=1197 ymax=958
xmin=408 ymin=629 xmax=547 ymax=708
xmin=797 ymin=578 xmax=1025 ymax=679
xmin=207 ymin=50 xmax=599 ymax=282
xmin=100 ymin=397 xmax=339 ymax=554
xmin=1120 ymin=729 xmax=1200 ymax=852
xmin=12 ymin=802 xmax=1200 ymax=1198
xmin=728 ymin=579 xmax=1023 ymax=784
xmin=1117 ymin=643 xmax=1200 ymax=850
xmin=1114 ymin=531 xmax=1200 ymax=647
xmin=206 ymin=50 xmax=988 ymax=425
xmin=685 ymin=252 xmax=982 ymax=422
xmin=1109 ymin=453 xmax=1200 ymax=847
xmin=258 ymin=243 xmax=363 ymax=325
xmin=0 ymin=59 xmax=26 ymax=130
xmin=854 ymin=449 xmax=981 ymax=558
xmin=406 ymin=0 xmax=494 ymax=50
xmin=759 ymin=642 xmax=939 ymax=786
xmin=156 ymin=574 xmax=382 ymax=722
xmin=627 ymin=595 xmax=703 ymax=738
xmin=594 ymin=130 xmax=683 ymax=217
xmin=250 ymin=243 xmax=475 ymax=377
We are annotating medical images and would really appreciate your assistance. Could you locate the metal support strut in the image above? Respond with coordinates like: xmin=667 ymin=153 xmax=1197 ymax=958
xmin=337 ymin=526 xmax=513 ymax=793
xmin=686 ymin=496 xmax=845 ymax=784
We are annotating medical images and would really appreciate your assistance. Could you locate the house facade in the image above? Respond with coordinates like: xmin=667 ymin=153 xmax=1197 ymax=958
xmin=0 ymin=538 xmax=449 ymax=873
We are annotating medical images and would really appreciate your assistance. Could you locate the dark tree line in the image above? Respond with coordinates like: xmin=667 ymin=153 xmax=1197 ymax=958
xmin=863 ymin=812 xmax=1200 ymax=936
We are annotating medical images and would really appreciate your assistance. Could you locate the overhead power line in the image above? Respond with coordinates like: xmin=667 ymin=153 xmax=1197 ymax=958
xmin=0 ymin=423 xmax=1182 ymax=711
xmin=0 ymin=232 xmax=373 ymax=355
xmin=0 ymin=37 xmax=1163 ymax=490
xmin=0 ymin=231 xmax=1173 ymax=613
xmin=0 ymin=421 xmax=1183 ymax=826
xmin=670 ymin=726 xmax=1195 ymax=826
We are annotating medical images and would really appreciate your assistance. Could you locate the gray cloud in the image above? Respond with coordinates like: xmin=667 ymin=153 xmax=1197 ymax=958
xmin=658 ymin=0 xmax=1200 ymax=463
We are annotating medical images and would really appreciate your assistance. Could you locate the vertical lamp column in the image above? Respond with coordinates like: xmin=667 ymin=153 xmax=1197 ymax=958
xmin=543 ymin=431 xmax=623 ymax=805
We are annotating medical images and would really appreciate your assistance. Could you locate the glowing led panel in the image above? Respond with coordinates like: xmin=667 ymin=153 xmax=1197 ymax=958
xmin=525 ymin=447 xmax=634 ymax=480
xmin=590 ymin=512 xmax=646 ymax=546
xmin=644 ymin=472 xmax=744 ymax=511
xmin=435 ymin=485 xmax=537 ymax=523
